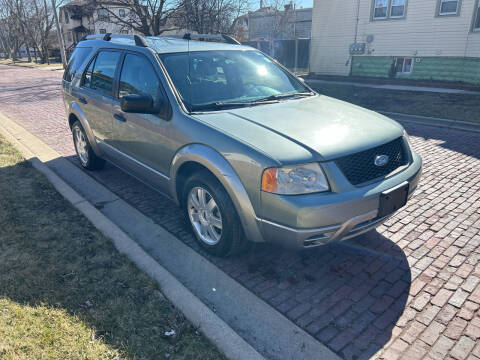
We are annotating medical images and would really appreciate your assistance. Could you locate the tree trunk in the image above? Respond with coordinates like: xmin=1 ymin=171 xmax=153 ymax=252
xmin=25 ymin=43 xmax=32 ymax=62
xmin=42 ymin=0 xmax=50 ymax=64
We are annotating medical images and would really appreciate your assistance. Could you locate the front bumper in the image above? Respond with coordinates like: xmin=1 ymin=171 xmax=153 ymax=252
xmin=256 ymin=151 xmax=422 ymax=249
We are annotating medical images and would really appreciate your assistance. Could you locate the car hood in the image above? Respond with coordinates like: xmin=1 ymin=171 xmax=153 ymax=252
xmin=193 ymin=95 xmax=404 ymax=164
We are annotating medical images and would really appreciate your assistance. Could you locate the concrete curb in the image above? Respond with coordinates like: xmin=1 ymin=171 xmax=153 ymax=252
xmin=304 ymin=78 xmax=480 ymax=95
xmin=0 ymin=111 xmax=264 ymax=360
xmin=381 ymin=111 xmax=480 ymax=134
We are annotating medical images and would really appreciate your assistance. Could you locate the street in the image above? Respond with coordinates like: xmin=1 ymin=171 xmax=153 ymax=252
xmin=0 ymin=64 xmax=479 ymax=360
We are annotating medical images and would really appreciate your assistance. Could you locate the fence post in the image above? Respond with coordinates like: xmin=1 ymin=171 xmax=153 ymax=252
xmin=294 ymin=38 xmax=298 ymax=74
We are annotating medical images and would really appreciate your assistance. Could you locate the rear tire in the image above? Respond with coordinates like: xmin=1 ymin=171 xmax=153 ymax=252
xmin=182 ymin=170 xmax=247 ymax=257
xmin=72 ymin=121 xmax=105 ymax=170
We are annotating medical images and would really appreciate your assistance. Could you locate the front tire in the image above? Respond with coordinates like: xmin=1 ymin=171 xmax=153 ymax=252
xmin=182 ymin=170 xmax=246 ymax=257
xmin=72 ymin=121 xmax=105 ymax=170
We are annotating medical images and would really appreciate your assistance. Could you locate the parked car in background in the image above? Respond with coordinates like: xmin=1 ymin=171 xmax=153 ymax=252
xmin=62 ymin=33 xmax=422 ymax=257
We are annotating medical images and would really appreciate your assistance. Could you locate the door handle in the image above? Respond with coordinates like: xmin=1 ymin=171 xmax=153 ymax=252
xmin=113 ymin=113 xmax=127 ymax=122
xmin=77 ymin=97 xmax=88 ymax=104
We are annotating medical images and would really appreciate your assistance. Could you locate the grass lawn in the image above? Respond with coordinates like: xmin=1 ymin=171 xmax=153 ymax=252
xmin=308 ymin=82 xmax=480 ymax=123
xmin=0 ymin=135 xmax=224 ymax=359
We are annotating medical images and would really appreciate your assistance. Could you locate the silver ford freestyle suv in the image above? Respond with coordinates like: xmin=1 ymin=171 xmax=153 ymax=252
xmin=62 ymin=33 xmax=422 ymax=257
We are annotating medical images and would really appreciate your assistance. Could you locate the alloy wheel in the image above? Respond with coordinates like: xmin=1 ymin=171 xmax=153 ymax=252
xmin=187 ymin=186 xmax=223 ymax=245
xmin=73 ymin=126 xmax=89 ymax=166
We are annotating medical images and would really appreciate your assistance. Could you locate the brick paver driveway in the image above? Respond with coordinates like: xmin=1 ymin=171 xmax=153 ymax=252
xmin=1 ymin=64 xmax=479 ymax=360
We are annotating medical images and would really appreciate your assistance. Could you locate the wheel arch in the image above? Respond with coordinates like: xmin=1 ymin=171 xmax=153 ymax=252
xmin=68 ymin=102 xmax=102 ymax=156
xmin=170 ymin=144 xmax=265 ymax=243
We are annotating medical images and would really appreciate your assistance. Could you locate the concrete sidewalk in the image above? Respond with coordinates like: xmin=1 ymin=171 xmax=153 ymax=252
xmin=384 ymin=112 xmax=480 ymax=134
xmin=304 ymin=78 xmax=480 ymax=95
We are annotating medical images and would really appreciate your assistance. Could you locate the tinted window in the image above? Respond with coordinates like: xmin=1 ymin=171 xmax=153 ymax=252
xmin=87 ymin=51 xmax=121 ymax=96
xmin=119 ymin=53 xmax=163 ymax=106
xmin=475 ymin=3 xmax=480 ymax=30
xmin=64 ymin=47 xmax=92 ymax=82
xmin=439 ymin=0 xmax=458 ymax=14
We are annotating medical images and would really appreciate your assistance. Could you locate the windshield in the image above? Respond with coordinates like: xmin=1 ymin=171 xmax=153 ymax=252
xmin=159 ymin=50 xmax=312 ymax=111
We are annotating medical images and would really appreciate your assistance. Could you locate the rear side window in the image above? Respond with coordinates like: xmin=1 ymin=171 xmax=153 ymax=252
xmin=63 ymin=47 xmax=92 ymax=82
xmin=83 ymin=50 xmax=121 ymax=96
xmin=118 ymin=53 xmax=163 ymax=106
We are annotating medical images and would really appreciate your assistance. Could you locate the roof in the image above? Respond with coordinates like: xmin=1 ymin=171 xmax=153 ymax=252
xmin=144 ymin=36 xmax=253 ymax=54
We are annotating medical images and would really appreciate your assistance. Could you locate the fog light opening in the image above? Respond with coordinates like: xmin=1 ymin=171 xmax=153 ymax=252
xmin=304 ymin=233 xmax=330 ymax=247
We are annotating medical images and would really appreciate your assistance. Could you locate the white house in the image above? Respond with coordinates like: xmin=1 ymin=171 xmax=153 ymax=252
xmin=309 ymin=0 xmax=480 ymax=84
xmin=59 ymin=0 xmax=141 ymax=51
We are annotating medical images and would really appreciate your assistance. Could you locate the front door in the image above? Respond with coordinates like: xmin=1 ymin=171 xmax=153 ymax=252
xmin=110 ymin=52 xmax=174 ymax=189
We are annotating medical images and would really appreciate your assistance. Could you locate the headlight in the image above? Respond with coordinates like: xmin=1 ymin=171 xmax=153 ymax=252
xmin=261 ymin=163 xmax=329 ymax=195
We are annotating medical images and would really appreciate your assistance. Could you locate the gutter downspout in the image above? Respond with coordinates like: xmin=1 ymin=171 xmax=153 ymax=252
xmin=349 ymin=0 xmax=362 ymax=76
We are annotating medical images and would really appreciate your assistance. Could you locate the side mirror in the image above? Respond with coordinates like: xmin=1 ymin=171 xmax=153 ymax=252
xmin=121 ymin=94 xmax=159 ymax=114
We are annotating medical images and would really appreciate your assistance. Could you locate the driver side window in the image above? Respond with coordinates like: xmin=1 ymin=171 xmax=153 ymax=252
xmin=118 ymin=53 xmax=164 ymax=107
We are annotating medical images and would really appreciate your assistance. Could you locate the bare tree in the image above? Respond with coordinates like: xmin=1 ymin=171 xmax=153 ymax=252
xmin=175 ymin=0 xmax=250 ymax=35
xmin=264 ymin=0 xmax=289 ymax=39
xmin=96 ymin=0 xmax=180 ymax=36
xmin=0 ymin=3 xmax=24 ymax=59
xmin=0 ymin=0 xmax=58 ymax=63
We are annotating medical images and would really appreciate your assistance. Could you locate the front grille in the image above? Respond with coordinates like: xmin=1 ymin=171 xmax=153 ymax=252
xmin=335 ymin=137 xmax=408 ymax=185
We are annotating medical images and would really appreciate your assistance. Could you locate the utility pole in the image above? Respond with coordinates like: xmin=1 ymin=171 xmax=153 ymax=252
xmin=51 ymin=0 xmax=67 ymax=68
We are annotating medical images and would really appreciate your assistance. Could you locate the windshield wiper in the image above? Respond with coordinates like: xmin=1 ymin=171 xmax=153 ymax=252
xmin=190 ymin=100 xmax=273 ymax=112
xmin=253 ymin=92 xmax=314 ymax=103
xmin=190 ymin=92 xmax=314 ymax=112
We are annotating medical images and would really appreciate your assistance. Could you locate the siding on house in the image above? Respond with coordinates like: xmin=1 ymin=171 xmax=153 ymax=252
xmin=310 ymin=0 xmax=480 ymax=81
xmin=310 ymin=1 xmax=358 ymax=75
xmin=351 ymin=56 xmax=394 ymax=77
xmin=351 ymin=56 xmax=480 ymax=83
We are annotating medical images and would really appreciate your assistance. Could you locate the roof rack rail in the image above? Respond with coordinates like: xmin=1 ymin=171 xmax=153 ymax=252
xmin=82 ymin=33 xmax=148 ymax=47
xmin=165 ymin=33 xmax=241 ymax=45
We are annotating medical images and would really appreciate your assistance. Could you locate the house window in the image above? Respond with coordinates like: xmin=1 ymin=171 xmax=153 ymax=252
xmin=395 ymin=57 xmax=413 ymax=74
xmin=390 ymin=0 xmax=406 ymax=17
xmin=373 ymin=0 xmax=406 ymax=20
xmin=99 ymin=28 xmax=106 ymax=34
xmin=474 ymin=1 xmax=480 ymax=30
xmin=119 ymin=9 xmax=125 ymax=17
xmin=98 ymin=8 xmax=109 ymax=21
xmin=438 ymin=0 xmax=459 ymax=15
xmin=64 ymin=10 xmax=69 ymax=24
xmin=373 ymin=0 xmax=388 ymax=19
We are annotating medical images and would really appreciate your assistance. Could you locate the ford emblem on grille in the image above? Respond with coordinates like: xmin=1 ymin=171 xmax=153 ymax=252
xmin=374 ymin=154 xmax=390 ymax=167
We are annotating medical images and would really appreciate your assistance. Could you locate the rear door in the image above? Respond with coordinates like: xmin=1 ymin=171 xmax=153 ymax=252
xmin=77 ymin=49 xmax=122 ymax=144
xmin=110 ymin=52 xmax=173 ymax=180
